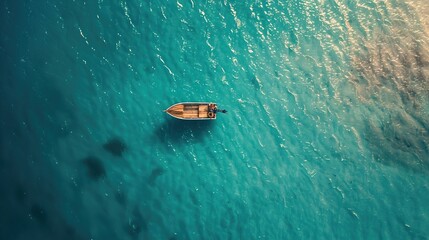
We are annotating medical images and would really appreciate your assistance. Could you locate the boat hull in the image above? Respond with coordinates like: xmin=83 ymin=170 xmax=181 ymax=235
xmin=164 ymin=102 xmax=217 ymax=120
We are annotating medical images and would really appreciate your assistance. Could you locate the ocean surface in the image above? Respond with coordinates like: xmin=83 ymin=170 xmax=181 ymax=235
xmin=1 ymin=0 xmax=429 ymax=239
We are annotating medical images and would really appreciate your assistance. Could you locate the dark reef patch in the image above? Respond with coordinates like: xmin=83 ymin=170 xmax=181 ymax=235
xmin=103 ymin=137 xmax=127 ymax=157
xmin=30 ymin=203 xmax=48 ymax=225
xmin=347 ymin=6 xmax=429 ymax=172
xmin=115 ymin=190 xmax=127 ymax=206
xmin=83 ymin=156 xmax=106 ymax=180
xmin=124 ymin=208 xmax=148 ymax=238
xmin=364 ymin=114 xmax=429 ymax=173
xmin=148 ymin=167 xmax=165 ymax=185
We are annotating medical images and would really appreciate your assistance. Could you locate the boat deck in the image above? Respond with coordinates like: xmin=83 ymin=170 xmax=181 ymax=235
xmin=166 ymin=103 xmax=215 ymax=120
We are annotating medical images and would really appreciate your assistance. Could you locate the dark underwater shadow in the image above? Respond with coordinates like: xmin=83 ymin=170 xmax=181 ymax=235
xmin=103 ymin=137 xmax=127 ymax=157
xmin=153 ymin=117 xmax=215 ymax=144
xmin=82 ymin=156 xmax=106 ymax=180
xmin=363 ymin=116 xmax=429 ymax=174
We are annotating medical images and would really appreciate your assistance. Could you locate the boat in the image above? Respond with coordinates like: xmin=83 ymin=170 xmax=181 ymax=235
xmin=164 ymin=102 xmax=226 ymax=120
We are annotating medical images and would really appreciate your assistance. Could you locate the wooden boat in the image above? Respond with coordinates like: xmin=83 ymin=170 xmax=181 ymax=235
xmin=164 ymin=102 xmax=225 ymax=120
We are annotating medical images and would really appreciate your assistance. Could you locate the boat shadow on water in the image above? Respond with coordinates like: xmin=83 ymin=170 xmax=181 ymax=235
xmin=153 ymin=117 xmax=215 ymax=144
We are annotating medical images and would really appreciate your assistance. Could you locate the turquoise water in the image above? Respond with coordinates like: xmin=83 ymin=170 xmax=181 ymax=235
xmin=1 ymin=0 xmax=429 ymax=239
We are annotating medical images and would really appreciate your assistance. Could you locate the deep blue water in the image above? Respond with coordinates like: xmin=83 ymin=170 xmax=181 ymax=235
xmin=1 ymin=0 xmax=429 ymax=239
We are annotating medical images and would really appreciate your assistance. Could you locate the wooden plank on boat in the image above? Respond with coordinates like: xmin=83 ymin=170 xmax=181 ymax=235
xmin=198 ymin=105 xmax=208 ymax=118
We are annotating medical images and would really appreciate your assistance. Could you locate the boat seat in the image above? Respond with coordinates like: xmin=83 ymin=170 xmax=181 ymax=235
xmin=184 ymin=105 xmax=199 ymax=110
xmin=198 ymin=105 xmax=208 ymax=118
